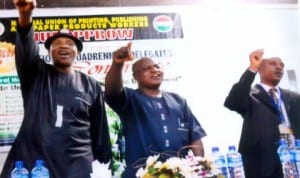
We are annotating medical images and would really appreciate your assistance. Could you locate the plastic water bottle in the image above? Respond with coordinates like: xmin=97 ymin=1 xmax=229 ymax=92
xmin=211 ymin=147 xmax=229 ymax=178
xmin=10 ymin=160 xmax=29 ymax=178
xmin=293 ymin=139 xmax=300 ymax=177
xmin=226 ymin=145 xmax=245 ymax=178
xmin=30 ymin=160 xmax=50 ymax=178
xmin=278 ymin=139 xmax=298 ymax=178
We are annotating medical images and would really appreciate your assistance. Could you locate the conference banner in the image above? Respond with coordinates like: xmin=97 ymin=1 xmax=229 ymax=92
xmin=0 ymin=12 xmax=184 ymax=151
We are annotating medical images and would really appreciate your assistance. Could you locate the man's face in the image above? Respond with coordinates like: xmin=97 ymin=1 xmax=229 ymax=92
xmin=259 ymin=57 xmax=284 ymax=86
xmin=133 ymin=58 xmax=164 ymax=89
xmin=49 ymin=37 xmax=78 ymax=68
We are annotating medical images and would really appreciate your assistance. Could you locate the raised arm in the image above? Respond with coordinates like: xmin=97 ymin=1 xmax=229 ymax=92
xmin=224 ymin=49 xmax=264 ymax=113
xmin=13 ymin=0 xmax=45 ymax=101
xmin=105 ymin=42 xmax=134 ymax=97
xmin=14 ymin=0 xmax=36 ymax=28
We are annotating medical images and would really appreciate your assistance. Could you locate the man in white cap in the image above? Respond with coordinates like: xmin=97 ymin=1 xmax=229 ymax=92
xmin=0 ymin=0 xmax=112 ymax=177
xmin=224 ymin=49 xmax=300 ymax=178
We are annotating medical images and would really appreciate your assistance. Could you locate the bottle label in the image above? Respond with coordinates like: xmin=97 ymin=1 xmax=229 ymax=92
xmin=227 ymin=154 xmax=244 ymax=178
xmin=279 ymin=151 xmax=292 ymax=162
xmin=31 ymin=173 xmax=49 ymax=178
xmin=32 ymin=176 xmax=49 ymax=178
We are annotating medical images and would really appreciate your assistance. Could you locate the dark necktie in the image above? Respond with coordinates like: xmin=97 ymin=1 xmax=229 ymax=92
xmin=269 ymin=88 xmax=294 ymax=147
xmin=269 ymin=88 xmax=279 ymax=104
xmin=269 ymin=88 xmax=284 ymax=123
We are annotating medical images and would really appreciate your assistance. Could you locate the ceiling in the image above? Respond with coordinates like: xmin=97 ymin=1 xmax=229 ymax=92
xmin=1 ymin=0 xmax=298 ymax=9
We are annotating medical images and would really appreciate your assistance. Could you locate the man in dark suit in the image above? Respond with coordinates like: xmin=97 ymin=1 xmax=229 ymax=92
xmin=224 ymin=49 xmax=300 ymax=178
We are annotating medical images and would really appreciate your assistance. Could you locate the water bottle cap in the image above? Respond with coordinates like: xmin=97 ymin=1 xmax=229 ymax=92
xmin=15 ymin=160 xmax=24 ymax=167
xmin=228 ymin=145 xmax=236 ymax=151
xmin=35 ymin=159 xmax=44 ymax=166
xmin=295 ymin=139 xmax=300 ymax=147
xmin=279 ymin=139 xmax=288 ymax=145
xmin=212 ymin=147 xmax=219 ymax=152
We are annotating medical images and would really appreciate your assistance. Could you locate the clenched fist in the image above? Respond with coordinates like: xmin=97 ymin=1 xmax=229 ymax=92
xmin=112 ymin=42 xmax=134 ymax=63
xmin=13 ymin=0 xmax=36 ymax=12
xmin=249 ymin=49 xmax=264 ymax=71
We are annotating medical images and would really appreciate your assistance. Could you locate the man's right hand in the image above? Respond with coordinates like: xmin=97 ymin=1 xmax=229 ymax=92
xmin=14 ymin=0 xmax=36 ymax=27
xmin=14 ymin=0 xmax=36 ymax=12
xmin=249 ymin=49 xmax=264 ymax=71
xmin=112 ymin=42 xmax=134 ymax=64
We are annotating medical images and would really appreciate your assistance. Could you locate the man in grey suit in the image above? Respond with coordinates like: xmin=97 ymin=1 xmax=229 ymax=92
xmin=224 ymin=49 xmax=300 ymax=178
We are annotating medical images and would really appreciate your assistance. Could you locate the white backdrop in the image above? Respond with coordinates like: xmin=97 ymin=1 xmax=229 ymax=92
xmin=176 ymin=5 xmax=300 ymax=154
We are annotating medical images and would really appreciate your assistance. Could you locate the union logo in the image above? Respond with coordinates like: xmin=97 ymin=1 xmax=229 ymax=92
xmin=153 ymin=15 xmax=174 ymax=33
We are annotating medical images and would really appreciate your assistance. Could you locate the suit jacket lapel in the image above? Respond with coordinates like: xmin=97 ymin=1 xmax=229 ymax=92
xmin=253 ymin=84 xmax=278 ymax=112
xmin=280 ymin=88 xmax=291 ymax=116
